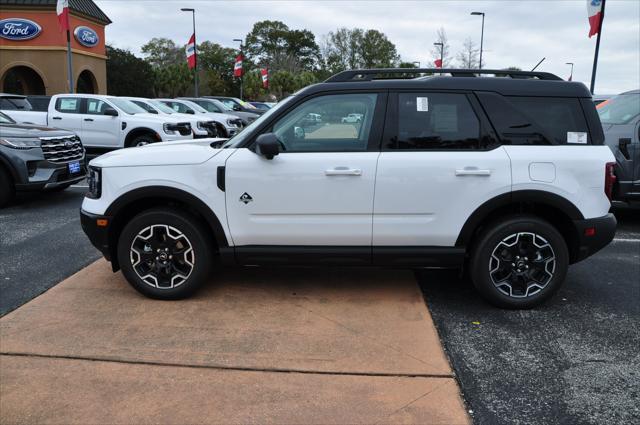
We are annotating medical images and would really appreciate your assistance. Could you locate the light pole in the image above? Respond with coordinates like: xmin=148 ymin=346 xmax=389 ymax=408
xmin=233 ymin=38 xmax=243 ymax=100
xmin=433 ymin=42 xmax=444 ymax=69
xmin=566 ymin=62 xmax=574 ymax=81
xmin=181 ymin=8 xmax=198 ymax=96
xmin=471 ymin=11 xmax=485 ymax=70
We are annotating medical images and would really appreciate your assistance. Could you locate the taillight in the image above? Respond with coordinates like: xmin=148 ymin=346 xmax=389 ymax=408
xmin=604 ymin=162 xmax=616 ymax=202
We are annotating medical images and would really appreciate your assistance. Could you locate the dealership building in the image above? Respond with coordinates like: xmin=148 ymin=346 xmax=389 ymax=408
xmin=0 ymin=0 xmax=111 ymax=95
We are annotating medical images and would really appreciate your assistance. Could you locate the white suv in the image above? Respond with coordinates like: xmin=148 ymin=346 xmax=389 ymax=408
xmin=81 ymin=69 xmax=617 ymax=309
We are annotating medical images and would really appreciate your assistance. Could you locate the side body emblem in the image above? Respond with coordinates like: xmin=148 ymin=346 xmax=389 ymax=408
xmin=239 ymin=192 xmax=253 ymax=204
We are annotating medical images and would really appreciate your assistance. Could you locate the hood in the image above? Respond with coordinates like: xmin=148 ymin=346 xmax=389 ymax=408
xmin=198 ymin=111 xmax=238 ymax=122
xmin=0 ymin=123 xmax=76 ymax=138
xmin=90 ymin=138 xmax=227 ymax=168
xmin=126 ymin=113 xmax=190 ymax=124
xmin=228 ymin=110 xmax=260 ymax=121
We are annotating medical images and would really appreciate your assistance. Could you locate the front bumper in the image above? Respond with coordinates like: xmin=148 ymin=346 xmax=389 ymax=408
xmin=571 ymin=213 xmax=617 ymax=263
xmin=80 ymin=209 xmax=113 ymax=263
xmin=14 ymin=159 xmax=87 ymax=191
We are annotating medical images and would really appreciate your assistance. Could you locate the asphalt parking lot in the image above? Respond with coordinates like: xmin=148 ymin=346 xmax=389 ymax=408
xmin=0 ymin=189 xmax=638 ymax=424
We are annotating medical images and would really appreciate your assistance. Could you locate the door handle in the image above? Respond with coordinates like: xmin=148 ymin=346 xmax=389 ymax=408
xmin=52 ymin=117 xmax=62 ymax=120
xmin=455 ymin=167 xmax=492 ymax=176
xmin=84 ymin=118 xmax=94 ymax=122
xmin=325 ymin=167 xmax=362 ymax=176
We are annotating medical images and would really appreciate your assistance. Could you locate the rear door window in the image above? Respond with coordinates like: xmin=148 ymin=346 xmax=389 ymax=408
xmin=384 ymin=92 xmax=482 ymax=150
xmin=478 ymin=93 xmax=589 ymax=145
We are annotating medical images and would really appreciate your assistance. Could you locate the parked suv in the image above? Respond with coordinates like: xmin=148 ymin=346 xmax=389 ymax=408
xmin=178 ymin=97 xmax=260 ymax=125
xmin=597 ymin=90 xmax=639 ymax=202
xmin=1 ymin=111 xmax=86 ymax=207
xmin=81 ymin=68 xmax=616 ymax=309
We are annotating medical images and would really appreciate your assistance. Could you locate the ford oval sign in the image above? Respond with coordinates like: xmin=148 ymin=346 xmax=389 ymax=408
xmin=74 ymin=26 xmax=99 ymax=48
xmin=0 ymin=18 xmax=42 ymax=41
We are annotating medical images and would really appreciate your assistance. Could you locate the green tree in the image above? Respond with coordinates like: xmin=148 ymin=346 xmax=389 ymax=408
xmin=141 ymin=37 xmax=182 ymax=68
xmin=152 ymin=63 xmax=192 ymax=97
xmin=105 ymin=45 xmax=154 ymax=97
xmin=245 ymin=20 xmax=320 ymax=72
xmin=321 ymin=28 xmax=400 ymax=73
xmin=198 ymin=41 xmax=238 ymax=95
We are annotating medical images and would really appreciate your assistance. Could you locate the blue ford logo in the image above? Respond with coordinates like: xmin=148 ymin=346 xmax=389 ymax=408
xmin=0 ymin=18 xmax=42 ymax=41
xmin=73 ymin=26 xmax=99 ymax=47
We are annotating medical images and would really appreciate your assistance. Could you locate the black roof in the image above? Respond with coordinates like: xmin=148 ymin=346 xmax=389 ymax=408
xmin=301 ymin=68 xmax=592 ymax=98
xmin=0 ymin=0 xmax=111 ymax=24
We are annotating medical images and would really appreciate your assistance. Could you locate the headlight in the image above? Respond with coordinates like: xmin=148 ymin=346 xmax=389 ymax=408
xmin=226 ymin=119 xmax=239 ymax=128
xmin=86 ymin=166 xmax=102 ymax=199
xmin=162 ymin=123 xmax=178 ymax=135
xmin=0 ymin=138 xmax=41 ymax=149
xmin=196 ymin=121 xmax=207 ymax=130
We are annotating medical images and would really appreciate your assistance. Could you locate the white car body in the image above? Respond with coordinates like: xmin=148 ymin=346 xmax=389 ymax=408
xmin=2 ymin=94 xmax=193 ymax=148
xmin=157 ymin=99 xmax=242 ymax=137
xmin=121 ymin=97 xmax=219 ymax=139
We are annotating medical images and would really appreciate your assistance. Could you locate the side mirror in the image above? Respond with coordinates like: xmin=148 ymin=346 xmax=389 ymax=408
xmin=619 ymin=138 xmax=631 ymax=160
xmin=186 ymin=109 xmax=195 ymax=115
xmin=233 ymin=105 xmax=242 ymax=111
xmin=103 ymin=107 xmax=118 ymax=117
xmin=255 ymin=133 xmax=280 ymax=160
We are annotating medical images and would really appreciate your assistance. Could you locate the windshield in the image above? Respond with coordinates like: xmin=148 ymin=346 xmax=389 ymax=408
xmin=597 ymin=93 xmax=640 ymax=125
xmin=131 ymin=100 xmax=158 ymax=114
xmin=211 ymin=99 xmax=233 ymax=111
xmin=150 ymin=100 xmax=177 ymax=114
xmin=108 ymin=98 xmax=148 ymax=115
xmin=182 ymin=100 xmax=208 ymax=113
xmin=0 ymin=111 xmax=16 ymax=124
xmin=221 ymin=95 xmax=296 ymax=148
xmin=0 ymin=97 xmax=32 ymax=111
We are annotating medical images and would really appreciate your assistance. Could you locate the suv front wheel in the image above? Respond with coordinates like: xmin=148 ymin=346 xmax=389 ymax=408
xmin=117 ymin=208 xmax=214 ymax=299
xmin=469 ymin=216 xmax=569 ymax=309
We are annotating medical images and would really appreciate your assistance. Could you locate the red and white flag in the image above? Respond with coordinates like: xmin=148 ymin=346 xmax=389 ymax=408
xmin=587 ymin=0 xmax=604 ymax=38
xmin=434 ymin=58 xmax=443 ymax=68
xmin=185 ymin=34 xmax=196 ymax=69
xmin=56 ymin=0 xmax=70 ymax=32
xmin=233 ymin=54 xmax=244 ymax=77
xmin=260 ymin=68 xmax=268 ymax=89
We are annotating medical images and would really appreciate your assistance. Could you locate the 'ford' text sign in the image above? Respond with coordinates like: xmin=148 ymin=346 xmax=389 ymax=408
xmin=0 ymin=18 xmax=42 ymax=41
xmin=74 ymin=26 xmax=99 ymax=47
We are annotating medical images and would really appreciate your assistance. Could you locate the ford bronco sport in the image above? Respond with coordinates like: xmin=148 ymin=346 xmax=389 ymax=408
xmin=81 ymin=69 xmax=617 ymax=309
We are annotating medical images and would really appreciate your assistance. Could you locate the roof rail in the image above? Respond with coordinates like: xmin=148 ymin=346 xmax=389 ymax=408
xmin=325 ymin=68 xmax=563 ymax=83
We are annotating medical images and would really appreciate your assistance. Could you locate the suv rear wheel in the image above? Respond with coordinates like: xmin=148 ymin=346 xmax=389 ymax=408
xmin=0 ymin=166 xmax=14 ymax=208
xmin=469 ymin=215 xmax=569 ymax=309
xmin=117 ymin=208 xmax=214 ymax=299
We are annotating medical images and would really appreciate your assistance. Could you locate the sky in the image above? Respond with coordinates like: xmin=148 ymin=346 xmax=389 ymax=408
xmin=96 ymin=0 xmax=640 ymax=94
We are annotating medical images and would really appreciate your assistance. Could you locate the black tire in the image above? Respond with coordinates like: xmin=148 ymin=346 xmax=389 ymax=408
xmin=128 ymin=133 xmax=157 ymax=148
xmin=0 ymin=166 xmax=15 ymax=208
xmin=469 ymin=215 xmax=569 ymax=309
xmin=117 ymin=208 xmax=214 ymax=300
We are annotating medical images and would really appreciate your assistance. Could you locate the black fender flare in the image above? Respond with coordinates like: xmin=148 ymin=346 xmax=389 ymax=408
xmin=105 ymin=185 xmax=229 ymax=250
xmin=455 ymin=190 xmax=585 ymax=247
xmin=124 ymin=127 xmax=161 ymax=146
xmin=0 ymin=153 xmax=19 ymax=182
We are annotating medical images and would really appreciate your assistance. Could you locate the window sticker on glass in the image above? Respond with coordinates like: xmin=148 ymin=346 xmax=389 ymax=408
xmin=433 ymin=104 xmax=458 ymax=132
xmin=60 ymin=99 xmax=78 ymax=110
xmin=567 ymin=131 xmax=587 ymax=144
xmin=417 ymin=97 xmax=429 ymax=112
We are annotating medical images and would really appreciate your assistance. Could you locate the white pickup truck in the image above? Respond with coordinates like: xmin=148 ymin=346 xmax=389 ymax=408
xmin=0 ymin=94 xmax=193 ymax=149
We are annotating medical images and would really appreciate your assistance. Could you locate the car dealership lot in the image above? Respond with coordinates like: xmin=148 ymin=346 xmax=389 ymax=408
xmin=0 ymin=193 xmax=638 ymax=424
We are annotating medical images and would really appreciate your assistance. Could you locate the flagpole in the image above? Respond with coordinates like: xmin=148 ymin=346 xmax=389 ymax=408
xmin=66 ymin=28 xmax=74 ymax=93
xmin=590 ymin=0 xmax=606 ymax=94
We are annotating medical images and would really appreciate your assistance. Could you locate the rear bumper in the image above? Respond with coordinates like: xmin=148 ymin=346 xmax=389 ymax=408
xmin=571 ymin=213 xmax=617 ymax=263
xmin=80 ymin=209 xmax=112 ymax=263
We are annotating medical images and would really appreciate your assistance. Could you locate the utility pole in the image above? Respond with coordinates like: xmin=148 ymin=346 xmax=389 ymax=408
xmin=471 ymin=11 xmax=485 ymax=70
xmin=181 ymin=8 xmax=198 ymax=96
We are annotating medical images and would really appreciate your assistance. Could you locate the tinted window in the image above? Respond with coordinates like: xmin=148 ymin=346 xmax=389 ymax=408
xmin=195 ymin=100 xmax=222 ymax=113
xmin=597 ymin=93 xmax=640 ymax=125
xmin=55 ymin=97 xmax=81 ymax=113
xmin=387 ymin=93 xmax=481 ymax=150
xmin=270 ymin=93 xmax=378 ymax=152
xmin=479 ymin=93 xmax=589 ymax=145
xmin=0 ymin=97 xmax=32 ymax=111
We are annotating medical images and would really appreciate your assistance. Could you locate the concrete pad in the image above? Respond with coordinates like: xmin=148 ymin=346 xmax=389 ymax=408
xmin=0 ymin=260 xmax=451 ymax=376
xmin=0 ymin=355 xmax=469 ymax=425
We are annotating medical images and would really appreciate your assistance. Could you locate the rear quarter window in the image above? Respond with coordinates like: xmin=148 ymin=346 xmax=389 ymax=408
xmin=478 ymin=92 xmax=590 ymax=145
